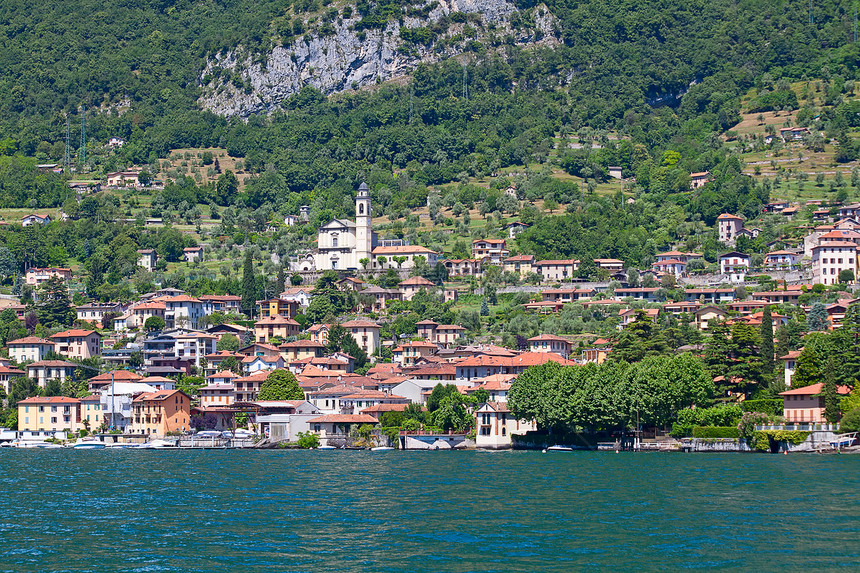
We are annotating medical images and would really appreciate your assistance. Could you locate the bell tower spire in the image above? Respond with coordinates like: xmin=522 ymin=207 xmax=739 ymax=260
xmin=355 ymin=182 xmax=372 ymax=268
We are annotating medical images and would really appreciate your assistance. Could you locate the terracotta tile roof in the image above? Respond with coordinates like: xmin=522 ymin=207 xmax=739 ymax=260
xmin=133 ymin=301 xmax=166 ymax=310
xmin=205 ymin=350 xmax=244 ymax=359
xmin=308 ymin=384 xmax=364 ymax=397
xmin=18 ymin=396 xmax=80 ymax=404
xmin=8 ymin=336 xmax=52 ymax=345
xmin=510 ymin=352 xmax=573 ymax=367
xmin=504 ymin=255 xmax=534 ymax=262
xmin=372 ymin=245 xmax=437 ymax=255
xmin=133 ymin=389 xmax=188 ymax=402
xmin=527 ymin=334 xmax=570 ymax=343
xmin=813 ymin=241 xmax=860 ymax=248
xmin=361 ymin=403 xmax=414 ymax=414
xmin=307 ymin=414 xmax=379 ymax=424
xmin=50 ymin=329 xmax=99 ymax=338
xmin=340 ymin=389 xmax=397 ymax=400
xmin=163 ymin=295 xmax=204 ymax=303
xmin=27 ymin=360 xmax=78 ymax=368
xmin=89 ymin=370 xmax=143 ymax=383
xmin=279 ymin=339 xmax=326 ymax=348
xmin=398 ymin=276 xmax=436 ymax=287
xmin=394 ymin=341 xmax=438 ymax=351
xmin=207 ymin=370 xmax=239 ymax=379
xmin=480 ymin=401 xmax=511 ymax=413
xmin=478 ymin=378 xmax=513 ymax=391
xmin=341 ymin=319 xmax=380 ymax=328
xmin=780 ymin=383 xmax=850 ymax=396
xmin=534 ymin=259 xmax=580 ymax=266
xmin=408 ymin=364 xmax=457 ymax=376
xmin=255 ymin=315 xmax=300 ymax=326
xmin=242 ymin=355 xmax=282 ymax=363
xmin=234 ymin=371 xmax=270 ymax=383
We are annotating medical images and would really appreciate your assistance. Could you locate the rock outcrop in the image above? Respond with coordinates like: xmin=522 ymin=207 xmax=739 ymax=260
xmin=199 ymin=0 xmax=558 ymax=117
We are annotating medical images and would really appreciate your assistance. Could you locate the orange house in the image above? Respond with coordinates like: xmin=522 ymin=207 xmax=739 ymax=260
xmin=131 ymin=389 xmax=191 ymax=437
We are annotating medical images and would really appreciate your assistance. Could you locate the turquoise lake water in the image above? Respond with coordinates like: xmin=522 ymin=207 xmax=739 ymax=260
xmin=1 ymin=450 xmax=858 ymax=572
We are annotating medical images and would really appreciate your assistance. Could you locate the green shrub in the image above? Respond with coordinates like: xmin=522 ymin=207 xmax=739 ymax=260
xmin=741 ymin=399 xmax=783 ymax=416
xmin=670 ymin=423 xmax=694 ymax=438
xmin=296 ymin=431 xmax=320 ymax=449
xmin=751 ymin=430 xmax=810 ymax=452
xmin=839 ymin=408 xmax=860 ymax=433
xmin=692 ymin=426 xmax=739 ymax=439
xmin=676 ymin=404 xmax=743 ymax=428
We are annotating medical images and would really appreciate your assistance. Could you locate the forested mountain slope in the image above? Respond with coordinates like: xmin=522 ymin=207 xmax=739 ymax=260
xmin=0 ymin=0 xmax=857 ymax=216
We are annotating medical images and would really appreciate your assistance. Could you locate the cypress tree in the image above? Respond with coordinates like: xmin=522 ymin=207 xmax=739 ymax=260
xmin=277 ymin=266 xmax=286 ymax=293
xmin=241 ymin=250 xmax=255 ymax=318
xmin=823 ymin=356 xmax=840 ymax=424
xmin=760 ymin=305 xmax=775 ymax=380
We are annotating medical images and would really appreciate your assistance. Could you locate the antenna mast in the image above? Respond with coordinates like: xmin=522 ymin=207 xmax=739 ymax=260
xmin=63 ymin=118 xmax=71 ymax=172
xmin=462 ymin=62 xmax=468 ymax=100
xmin=78 ymin=106 xmax=86 ymax=167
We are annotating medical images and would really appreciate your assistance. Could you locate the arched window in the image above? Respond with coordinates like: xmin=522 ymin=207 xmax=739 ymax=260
xmin=359 ymin=203 xmax=364 ymax=215
xmin=332 ymin=237 xmax=338 ymax=247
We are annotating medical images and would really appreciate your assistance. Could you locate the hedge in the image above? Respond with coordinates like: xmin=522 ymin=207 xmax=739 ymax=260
xmin=741 ymin=399 xmax=783 ymax=416
xmin=692 ymin=426 xmax=740 ymax=439
xmin=670 ymin=423 xmax=694 ymax=438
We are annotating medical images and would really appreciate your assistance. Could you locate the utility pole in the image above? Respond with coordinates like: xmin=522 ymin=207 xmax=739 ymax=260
xmin=462 ymin=63 xmax=468 ymax=100
xmin=78 ymin=106 xmax=86 ymax=167
xmin=63 ymin=118 xmax=71 ymax=172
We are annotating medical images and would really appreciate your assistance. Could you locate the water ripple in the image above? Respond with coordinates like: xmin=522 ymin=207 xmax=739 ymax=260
xmin=0 ymin=450 xmax=858 ymax=571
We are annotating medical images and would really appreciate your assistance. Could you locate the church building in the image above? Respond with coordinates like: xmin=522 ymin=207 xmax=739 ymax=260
xmin=314 ymin=183 xmax=377 ymax=271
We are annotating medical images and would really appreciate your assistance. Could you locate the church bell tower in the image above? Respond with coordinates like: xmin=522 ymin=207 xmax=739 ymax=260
xmin=355 ymin=182 xmax=372 ymax=268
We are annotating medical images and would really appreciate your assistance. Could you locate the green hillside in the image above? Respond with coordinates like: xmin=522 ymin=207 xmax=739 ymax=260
xmin=0 ymin=0 xmax=858 ymax=294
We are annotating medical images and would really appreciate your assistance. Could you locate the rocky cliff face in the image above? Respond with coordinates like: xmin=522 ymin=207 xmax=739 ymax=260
xmin=199 ymin=0 xmax=558 ymax=117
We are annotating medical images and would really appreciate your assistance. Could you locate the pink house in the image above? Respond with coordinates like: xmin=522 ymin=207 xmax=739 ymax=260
xmin=780 ymin=383 xmax=850 ymax=423
xmin=717 ymin=213 xmax=744 ymax=245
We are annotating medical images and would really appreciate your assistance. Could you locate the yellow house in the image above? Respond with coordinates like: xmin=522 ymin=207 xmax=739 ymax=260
xmin=80 ymin=395 xmax=103 ymax=429
xmin=254 ymin=315 xmax=301 ymax=343
xmin=503 ymin=255 xmax=535 ymax=277
xmin=475 ymin=402 xmax=536 ymax=449
xmin=341 ymin=319 xmax=381 ymax=356
xmin=278 ymin=339 xmax=326 ymax=361
xmin=18 ymin=396 xmax=81 ymax=433
xmin=255 ymin=298 xmax=300 ymax=319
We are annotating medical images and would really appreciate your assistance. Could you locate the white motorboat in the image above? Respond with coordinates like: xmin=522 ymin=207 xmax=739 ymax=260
xmin=72 ymin=441 xmax=106 ymax=450
xmin=13 ymin=440 xmax=62 ymax=448
xmin=545 ymin=445 xmax=575 ymax=452
xmin=370 ymin=446 xmax=395 ymax=451
xmin=317 ymin=445 xmax=337 ymax=450
xmin=138 ymin=439 xmax=174 ymax=449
